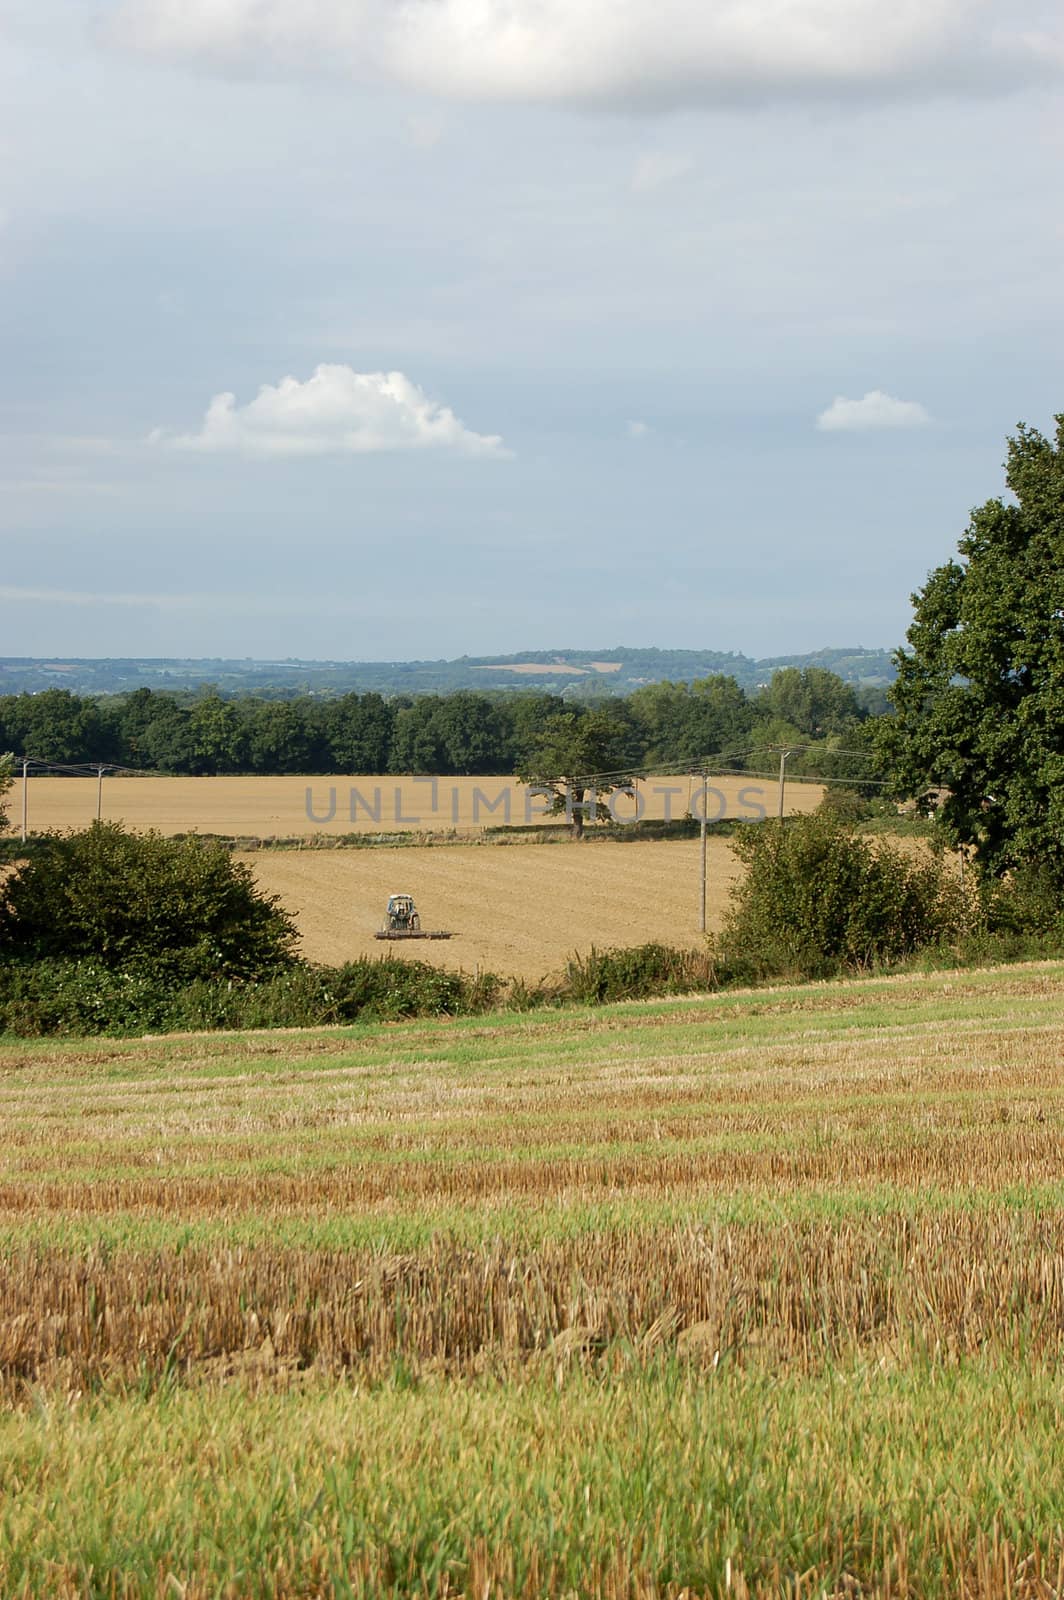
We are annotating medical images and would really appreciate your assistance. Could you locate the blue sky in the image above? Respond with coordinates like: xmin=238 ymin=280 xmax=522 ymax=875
xmin=1 ymin=0 xmax=1062 ymax=660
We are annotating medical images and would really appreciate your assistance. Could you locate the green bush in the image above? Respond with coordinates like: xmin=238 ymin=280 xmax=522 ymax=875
xmin=716 ymin=813 xmax=966 ymax=983
xmin=0 ymin=961 xmax=176 ymax=1037
xmin=984 ymin=861 xmax=1064 ymax=941
xmin=563 ymin=942 xmax=717 ymax=1004
xmin=325 ymin=958 xmax=500 ymax=1021
xmin=0 ymin=955 xmax=506 ymax=1038
xmin=815 ymin=785 xmax=876 ymax=824
xmin=0 ymin=821 xmax=299 ymax=981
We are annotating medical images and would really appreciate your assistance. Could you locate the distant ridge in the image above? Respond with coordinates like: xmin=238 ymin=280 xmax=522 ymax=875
xmin=0 ymin=646 xmax=896 ymax=698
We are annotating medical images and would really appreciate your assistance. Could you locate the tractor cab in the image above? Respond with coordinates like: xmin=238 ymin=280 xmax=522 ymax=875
xmin=386 ymin=894 xmax=419 ymax=932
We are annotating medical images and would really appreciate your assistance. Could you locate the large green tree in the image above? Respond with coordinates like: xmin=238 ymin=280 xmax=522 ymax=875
xmin=628 ymin=675 xmax=753 ymax=767
xmin=242 ymin=700 xmax=317 ymax=774
xmin=0 ymin=689 xmax=111 ymax=764
xmin=886 ymin=414 xmax=1064 ymax=880
xmin=754 ymin=667 xmax=861 ymax=738
xmin=326 ymin=693 xmax=394 ymax=772
xmin=517 ymin=709 xmax=638 ymax=838
xmin=186 ymin=691 xmax=246 ymax=774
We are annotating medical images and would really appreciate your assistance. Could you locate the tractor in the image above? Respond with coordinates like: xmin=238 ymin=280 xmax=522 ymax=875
xmin=375 ymin=894 xmax=453 ymax=941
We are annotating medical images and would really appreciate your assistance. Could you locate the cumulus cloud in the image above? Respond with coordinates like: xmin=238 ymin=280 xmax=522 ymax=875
xmin=816 ymin=390 xmax=932 ymax=432
xmin=102 ymin=0 xmax=1063 ymax=108
xmin=151 ymin=364 xmax=510 ymax=459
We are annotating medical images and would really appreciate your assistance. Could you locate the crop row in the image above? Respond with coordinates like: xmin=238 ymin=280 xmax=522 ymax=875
xmin=4 ymin=1209 xmax=1064 ymax=1396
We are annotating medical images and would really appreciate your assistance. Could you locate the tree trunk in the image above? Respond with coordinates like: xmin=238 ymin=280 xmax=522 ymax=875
xmin=569 ymin=783 xmax=585 ymax=840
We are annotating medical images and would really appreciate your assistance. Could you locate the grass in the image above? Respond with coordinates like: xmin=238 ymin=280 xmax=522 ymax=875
xmin=3 ymin=1362 xmax=1064 ymax=1598
xmin=3 ymin=961 xmax=1064 ymax=1594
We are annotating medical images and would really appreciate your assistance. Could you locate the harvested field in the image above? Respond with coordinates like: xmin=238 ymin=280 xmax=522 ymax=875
xmin=239 ymin=836 xmax=743 ymax=977
xmin=2 ymin=963 xmax=1064 ymax=1594
xmin=20 ymin=770 xmax=822 ymax=839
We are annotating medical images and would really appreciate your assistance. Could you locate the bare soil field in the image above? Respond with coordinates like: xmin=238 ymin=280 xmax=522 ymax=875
xmin=239 ymin=836 xmax=742 ymax=979
xmin=20 ymin=771 xmax=822 ymax=839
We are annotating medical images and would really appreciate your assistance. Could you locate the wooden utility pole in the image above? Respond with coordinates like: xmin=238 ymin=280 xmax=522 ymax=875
xmin=699 ymin=795 xmax=707 ymax=933
xmin=777 ymin=749 xmax=792 ymax=820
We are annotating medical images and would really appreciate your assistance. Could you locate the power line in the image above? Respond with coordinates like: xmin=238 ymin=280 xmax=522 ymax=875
xmin=567 ymin=744 xmax=886 ymax=789
xmin=15 ymin=758 xmax=163 ymax=778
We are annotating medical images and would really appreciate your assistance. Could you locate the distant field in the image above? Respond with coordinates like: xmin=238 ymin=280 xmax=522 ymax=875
xmin=3 ymin=964 xmax=1064 ymax=1595
xmin=20 ymin=770 xmax=823 ymax=839
xmin=15 ymin=771 xmax=818 ymax=983
xmin=240 ymin=836 xmax=743 ymax=979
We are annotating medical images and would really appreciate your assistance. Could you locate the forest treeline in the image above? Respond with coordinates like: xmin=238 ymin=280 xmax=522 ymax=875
xmin=0 ymin=667 xmax=884 ymax=780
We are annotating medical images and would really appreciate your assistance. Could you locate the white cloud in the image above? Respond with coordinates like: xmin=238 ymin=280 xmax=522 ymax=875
xmin=816 ymin=390 xmax=932 ymax=432
xmin=103 ymin=1 xmax=1064 ymax=109
xmin=630 ymin=152 xmax=694 ymax=194
xmin=151 ymin=364 xmax=510 ymax=459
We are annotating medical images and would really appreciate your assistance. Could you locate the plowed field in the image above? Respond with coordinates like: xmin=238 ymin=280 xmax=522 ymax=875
xmin=238 ymin=837 xmax=742 ymax=980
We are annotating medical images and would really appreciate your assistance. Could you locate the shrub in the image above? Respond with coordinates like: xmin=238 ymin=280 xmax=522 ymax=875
xmin=716 ymin=813 xmax=966 ymax=983
xmin=0 ymin=955 xmax=506 ymax=1038
xmin=984 ymin=861 xmax=1064 ymax=942
xmin=0 ymin=821 xmax=300 ymax=981
xmin=815 ymin=785 xmax=875 ymax=825
xmin=0 ymin=961 xmax=178 ymax=1037
xmin=326 ymin=958 xmax=502 ymax=1021
xmin=563 ymin=942 xmax=717 ymax=1004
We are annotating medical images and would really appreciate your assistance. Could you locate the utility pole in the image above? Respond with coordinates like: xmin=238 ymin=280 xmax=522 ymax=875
xmin=699 ymin=776 xmax=708 ymax=933
xmin=21 ymin=759 xmax=28 ymax=843
xmin=777 ymin=749 xmax=792 ymax=820
xmin=96 ymin=765 xmax=105 ymax=821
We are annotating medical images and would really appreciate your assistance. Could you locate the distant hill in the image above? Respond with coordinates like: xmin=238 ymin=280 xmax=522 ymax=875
xmin=0 ymin=646 xmax=896 ymax=699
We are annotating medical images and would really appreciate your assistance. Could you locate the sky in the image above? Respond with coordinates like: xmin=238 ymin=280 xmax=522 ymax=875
xmin=1 ymin=0 xmax=1062 ymax=662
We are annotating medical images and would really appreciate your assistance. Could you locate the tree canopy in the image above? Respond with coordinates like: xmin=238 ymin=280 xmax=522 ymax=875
xmin=516 ymin=709 xmax=638 ymax=838
xmin=0 ymin=753 xmax=12 ymax=835
xmin=885 ymin=414 xmax=1064 ymax=880
xmin=0 ymin=670 xmax=871 ymax=784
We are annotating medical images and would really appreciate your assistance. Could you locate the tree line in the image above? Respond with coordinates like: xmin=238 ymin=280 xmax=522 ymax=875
xmin=0 ymin=667 xmax=878 ymax=781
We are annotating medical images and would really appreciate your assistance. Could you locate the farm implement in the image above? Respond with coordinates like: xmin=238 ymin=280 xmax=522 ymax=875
xmin=375 ymin=893 xmax=454 ymax=941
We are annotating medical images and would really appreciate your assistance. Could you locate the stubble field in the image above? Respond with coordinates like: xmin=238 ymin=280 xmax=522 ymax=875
xmin=21 ymin=772 xmax=822 ymax=839
xmin=2 ymin=964 xmax=1064 ymax=1595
